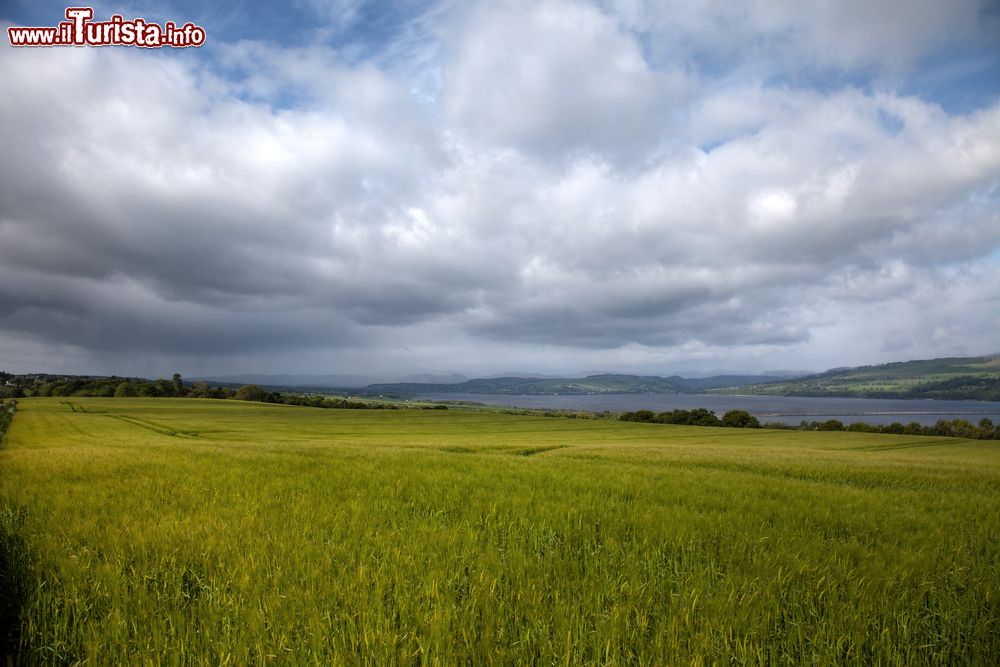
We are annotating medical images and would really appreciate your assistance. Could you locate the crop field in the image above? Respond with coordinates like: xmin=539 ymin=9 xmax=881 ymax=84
xmin=1 ymin=398 xmax=999 ymax=665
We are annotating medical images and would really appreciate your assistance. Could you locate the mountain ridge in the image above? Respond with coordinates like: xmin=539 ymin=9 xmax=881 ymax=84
xmin=713 ymin=354 xmax=1000 ymax=401
xmin=356 ymin=373 xmax=790 ymax=397
xmin=190 ymin=354 xmax=1000 ymax=401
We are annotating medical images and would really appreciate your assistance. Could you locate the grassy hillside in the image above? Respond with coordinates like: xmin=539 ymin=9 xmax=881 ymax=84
xmin=719 ymin=354 xmax=1000 ymax=401
xmin=361 ymin=373 xmax=787 ymax=396
xmin=2 ymin=398 xmax=999 ymax=664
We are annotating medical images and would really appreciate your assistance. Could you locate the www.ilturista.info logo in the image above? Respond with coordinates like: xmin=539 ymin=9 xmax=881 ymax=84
xmin=7 ymin=7 xmax=206 ymax=48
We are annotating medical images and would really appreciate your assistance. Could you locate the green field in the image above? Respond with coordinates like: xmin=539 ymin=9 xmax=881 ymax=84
xmin=2 ymin=398 xmax=999 ymax=664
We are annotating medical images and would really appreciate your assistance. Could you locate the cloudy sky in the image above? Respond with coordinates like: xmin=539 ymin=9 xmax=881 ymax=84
xmin=1 ymin=0 xmax=999 ymax=379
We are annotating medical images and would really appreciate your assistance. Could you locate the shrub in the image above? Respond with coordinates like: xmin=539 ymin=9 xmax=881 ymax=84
xmin=137 ymin=383 xmax=161 ymax=397
xmin=847 ymin=422 xmax=878 ymax=433
xmin=620 ymin=410 xmax=656 ymax=423
xmin=721 ymin=410 xmax=760 ymax=429
xmin=114 ymin=382 xmax=137 ymax=398
xmin=235 ymin=385 xmax=268 ymax=402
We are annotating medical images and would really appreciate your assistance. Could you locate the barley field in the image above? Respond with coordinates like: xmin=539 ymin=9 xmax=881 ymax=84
xmin=1 ymin=397 xmax=998 ymax=665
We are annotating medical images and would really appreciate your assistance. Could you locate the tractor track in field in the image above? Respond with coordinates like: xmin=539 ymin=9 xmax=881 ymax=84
xmin=105 ymin=414 xmax=200 ymax=438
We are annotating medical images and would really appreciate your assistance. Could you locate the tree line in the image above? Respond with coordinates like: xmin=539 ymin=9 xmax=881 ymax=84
xmin=0 ymin=373 xmax=436 ymax=412
xmin=618 ymin=407 xmax=1000 ymax=440
xmin=620 ymin=408 xmax=762 ymax=428
xmin=769 ymin=417 xmax=1000 ymax=440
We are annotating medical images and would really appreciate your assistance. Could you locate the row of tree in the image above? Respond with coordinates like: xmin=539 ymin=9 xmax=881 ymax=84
xmin=768 ymin=417 xmax=1000 ymax=440
xmin=1 ymin=374 xmax=189 ymax=399
xmin=620 ymin=409 xmax=762 ymax=428
xmin=0 ymin=373 xmax=429 ymax=412
xmin=3 ymin=374 xmax=259 ymax=401
xmin=617 ymin=407 xmax=1000 ymax=440
xmin=231 ymin=385 xmax=414 ymax=410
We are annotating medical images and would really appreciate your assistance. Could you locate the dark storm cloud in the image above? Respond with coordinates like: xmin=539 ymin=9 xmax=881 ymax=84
xmin=0 ymin=265 xmax=367 ymax=354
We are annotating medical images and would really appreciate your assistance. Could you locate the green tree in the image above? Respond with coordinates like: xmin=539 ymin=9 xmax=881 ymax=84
xmin=137 ymin=383 xmax=161 ymax=397
xmin=847 ymin=422 xmax=878 ymax=433
xmin=687 ymin=408 xmax=722 ymax=427
xmin=235 ymin=384 xmax=268 ymax=402
xmin=189 ymin=381 xmax=211 ymax=398
xmin=214 ymin=386 xmax=235 ymax=399
xmin=622 ymin=410 xmax=656 ymax=423
xmin=721 ymin=410 xmax=760 ymax=429
xmin=949 ymin=419 xmax=978 ymax=439
xmin=114 ymin=382 xmax=137 ymax=397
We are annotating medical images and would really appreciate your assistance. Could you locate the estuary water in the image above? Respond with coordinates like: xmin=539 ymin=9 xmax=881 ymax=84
xmin=413 ymin=393 xmax=1000 ymax=427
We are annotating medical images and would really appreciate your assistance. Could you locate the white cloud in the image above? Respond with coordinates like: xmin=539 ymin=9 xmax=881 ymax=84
xmin=604 ymin=0 xmax=991 ymax=72
xmin=443 ymin=0 xmax=688 ymax=162
xmin=0 ymin=1 xmax=998 ymax=376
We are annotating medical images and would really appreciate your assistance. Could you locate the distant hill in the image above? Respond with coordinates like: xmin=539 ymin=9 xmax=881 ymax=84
xmin=713 ymin=354 xmax=1000 ymax=401
xmin=357 ymin=373 xmax=790 ymax=397
xmin=399 ymin=373 xmax=470 ymax=384
xmin=192 ymin=355 xmax=1000 ymax=401
xmin=193 ymin=373 xmax=472 ymax=389
xmin=191 ymin=374 xmax=382 ymax=388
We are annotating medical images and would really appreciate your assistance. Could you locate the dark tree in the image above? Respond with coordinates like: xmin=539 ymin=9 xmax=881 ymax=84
xmin=620 ymin=410 xmax=656 ymax=423
xmin=847 ymin=422 xmax=878 ymax=433
xmin=721 ymin=410 xmax=760 ymax=428
xmin=137 ymin=383 xmax=161 ymax=397
xmin=235 ymin=384 xmax=268 ymax=402
xmin=189 ymin=381 xmax=212 ymax=398
xmin=114 ymin=382 xmax=137 ymax=397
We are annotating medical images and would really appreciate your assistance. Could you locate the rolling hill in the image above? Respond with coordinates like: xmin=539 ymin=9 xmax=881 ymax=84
xmin=716 ymin=354 xmax=1000 ymax=401
xmin=357 ymin=373 xmax=789 ymax=397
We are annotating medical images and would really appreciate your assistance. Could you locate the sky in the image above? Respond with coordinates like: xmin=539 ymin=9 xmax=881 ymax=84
xmin=1 ymin=0 xmax=999 ymax=379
